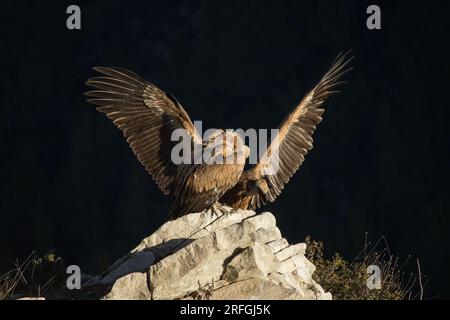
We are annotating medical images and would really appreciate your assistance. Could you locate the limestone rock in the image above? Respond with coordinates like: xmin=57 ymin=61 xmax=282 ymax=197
xmin=222 ymin=242 xmax=280 ymax=282
xmin=88 ymin=207 xmax=331 ymax=300
xmin=210 ymin=277 xmax=298 ymax=300
xmin=101 ymin=251 xmax=154 ymax=285
xmin=104 ymin=272 xmax=150 ymax=300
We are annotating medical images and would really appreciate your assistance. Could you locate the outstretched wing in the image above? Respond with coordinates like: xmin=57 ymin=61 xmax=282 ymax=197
xmin=85 ymin=67 xmax=202 ymax=195
xmin=247 ymin=51 xmax=353 ymax=208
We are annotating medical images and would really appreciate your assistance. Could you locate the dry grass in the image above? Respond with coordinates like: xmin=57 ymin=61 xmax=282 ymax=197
xmin=305 ymin=234 xmax=427 ymax=300
xmin=0 ymin=251 xmax=66 ymax=300
xmin=0 ymin=252 xmax=36 ymax=300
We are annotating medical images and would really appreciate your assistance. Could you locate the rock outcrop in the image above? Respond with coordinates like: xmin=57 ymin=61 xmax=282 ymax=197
xmin=84 ymin=209 xmax=331 ymax=300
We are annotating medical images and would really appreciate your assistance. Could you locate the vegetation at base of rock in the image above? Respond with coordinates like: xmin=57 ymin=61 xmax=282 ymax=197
xmin=0 ymin=270 xmax=18 ymax=300
xmin=0 ymin=252 xmax=68 ymax=300
xmin=305 ymin=236 xmax=425 ymax=300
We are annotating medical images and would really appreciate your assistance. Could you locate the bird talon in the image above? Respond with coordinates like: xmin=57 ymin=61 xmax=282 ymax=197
xmin=210 ymin=204 xmax=232 ymax=218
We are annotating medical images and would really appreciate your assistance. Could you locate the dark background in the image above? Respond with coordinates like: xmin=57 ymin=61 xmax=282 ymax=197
xmin=1 ymin=0 xmax=449 ymax=298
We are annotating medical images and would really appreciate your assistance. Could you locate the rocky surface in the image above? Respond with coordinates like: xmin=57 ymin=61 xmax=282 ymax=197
xmin=84 ymin=209 xmax=331 ymax=300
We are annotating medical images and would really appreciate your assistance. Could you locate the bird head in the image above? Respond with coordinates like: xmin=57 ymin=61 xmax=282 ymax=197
xmin=203 ymin=129 xmax=249 ymax=165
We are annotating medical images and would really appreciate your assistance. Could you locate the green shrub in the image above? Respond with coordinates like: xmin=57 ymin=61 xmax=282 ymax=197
xmin=305 ymin=236 xmax=425 ymax=300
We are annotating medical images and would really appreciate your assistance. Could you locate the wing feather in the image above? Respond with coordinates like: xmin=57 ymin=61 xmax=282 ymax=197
xmin=85 ymin=67 xmax=202 ymax=195
xmin=248 ymin=51 xmax=353 ymax=207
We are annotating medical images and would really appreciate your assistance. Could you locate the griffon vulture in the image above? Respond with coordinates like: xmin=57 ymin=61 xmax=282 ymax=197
xmin=85 ymin=51 xmax=352 ymax=219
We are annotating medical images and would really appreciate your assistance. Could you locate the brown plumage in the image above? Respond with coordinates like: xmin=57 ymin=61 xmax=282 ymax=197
xmin=85 ymin=68 xmax=249 ymax=219
xmin=220 ymin=51 xmax=353 ymax=210
xmin=85 ymin=51 xmax=352 ymax=219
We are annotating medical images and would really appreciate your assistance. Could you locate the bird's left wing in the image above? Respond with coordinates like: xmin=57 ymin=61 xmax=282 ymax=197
xmin=245 ymin=51 xmax=353 ymax=208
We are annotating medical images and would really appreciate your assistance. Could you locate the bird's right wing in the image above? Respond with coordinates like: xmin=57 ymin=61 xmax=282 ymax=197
xmin=85 ymin=67 xmax=202 ymax=195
